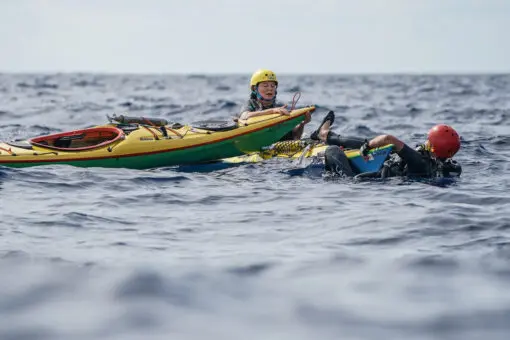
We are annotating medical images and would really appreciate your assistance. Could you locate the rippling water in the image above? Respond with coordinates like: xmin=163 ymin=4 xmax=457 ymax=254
xmin=1 ymin=73 xmax=509 ymax=340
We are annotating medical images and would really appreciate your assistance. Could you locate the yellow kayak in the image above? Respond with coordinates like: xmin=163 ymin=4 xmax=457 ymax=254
xmin=0 ymin=106 xmax=315 ymax=169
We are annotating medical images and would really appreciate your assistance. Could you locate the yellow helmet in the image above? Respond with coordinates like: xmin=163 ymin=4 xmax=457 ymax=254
xmin=250 ymin=69 xmax=278 ymax=88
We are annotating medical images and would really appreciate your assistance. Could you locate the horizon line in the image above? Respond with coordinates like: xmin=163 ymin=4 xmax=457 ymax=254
xmin=1 ymin=70 xmax=510 ymax=76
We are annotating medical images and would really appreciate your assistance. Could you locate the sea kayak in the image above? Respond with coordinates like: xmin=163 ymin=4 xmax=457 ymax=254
xmin=216 ymin=139 xmax=394 ymax=174
xmin=0 ymin=106 xmax=315 ymax=169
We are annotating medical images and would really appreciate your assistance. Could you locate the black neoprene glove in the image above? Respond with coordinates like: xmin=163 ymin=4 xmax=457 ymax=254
xmin=359 ymin=139 xmax=370 ymax=157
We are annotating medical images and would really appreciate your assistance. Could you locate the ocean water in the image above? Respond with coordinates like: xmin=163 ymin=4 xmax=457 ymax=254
xmin=0 ymin=73 xmax=509 ymax=340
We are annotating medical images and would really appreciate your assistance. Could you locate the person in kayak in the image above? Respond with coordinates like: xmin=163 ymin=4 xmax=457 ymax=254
xmin=238 ymin=69 xmax=312 ymax=140
xmin=323 ymin=124 xmax=462 ymax=178
xmin=237 ymin=69 xmax=366 ymax=146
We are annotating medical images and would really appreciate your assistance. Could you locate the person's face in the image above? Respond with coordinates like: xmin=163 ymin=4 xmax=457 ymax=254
xmin=257 ymin=81 xmax=277 ymax=100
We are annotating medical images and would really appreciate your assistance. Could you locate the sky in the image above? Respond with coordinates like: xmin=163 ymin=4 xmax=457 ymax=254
xmin=0 ymin=0 xmax=508 ymax=74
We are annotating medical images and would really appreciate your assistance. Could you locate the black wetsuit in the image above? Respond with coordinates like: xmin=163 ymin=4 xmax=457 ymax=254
xmin=322 ymin=132 xmax=367 ymax=177
xmin=238 ymin=97 xmax=295 ymax=141
xmin=378 ymin=144 xmax=462 ymax=178
xmin=325 ymin=131 xmax=367 ymax=149
xmin=324 ymin=141 xmax=462 ymax=178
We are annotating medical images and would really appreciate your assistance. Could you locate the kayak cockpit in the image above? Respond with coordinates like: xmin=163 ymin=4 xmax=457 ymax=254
xmin=29 ymin=126 xmax=125 ymax=151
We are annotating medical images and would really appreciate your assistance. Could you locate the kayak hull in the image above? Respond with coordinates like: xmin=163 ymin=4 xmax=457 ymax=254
xmin=0 ymin=107 xmax=314 ymax=169
xmin=217 ymin=141 xmax=394 ymax=174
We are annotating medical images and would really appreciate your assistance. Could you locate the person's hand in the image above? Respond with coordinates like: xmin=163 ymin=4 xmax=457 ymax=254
xmin=272 ymin=105 xmax=290 ymax=116
xmin=302 ymin=111 xmax=312 ymax=124
xmin=359 ymin=139 xmax=371 ymax=159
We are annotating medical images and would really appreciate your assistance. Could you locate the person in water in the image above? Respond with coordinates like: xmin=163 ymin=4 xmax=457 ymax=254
xmin=308 ymin=111 xmax=367 ymax=149
xmin=238 ymin=69 xmax=312 ymax=140
xmin=322 ymin=124 xmax=462 ymax=178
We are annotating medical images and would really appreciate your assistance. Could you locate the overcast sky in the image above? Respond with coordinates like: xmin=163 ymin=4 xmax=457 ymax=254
xmin=0 ymin=0 xmax=508 ymax=74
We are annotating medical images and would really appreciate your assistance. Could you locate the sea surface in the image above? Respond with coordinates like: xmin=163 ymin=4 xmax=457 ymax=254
xmin=0 ymin=73 xmax=509 ymax=340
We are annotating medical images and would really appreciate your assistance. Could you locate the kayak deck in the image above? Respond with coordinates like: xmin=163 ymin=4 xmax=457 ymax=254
xmin=0 ymin=107 xmax=315 ymax=169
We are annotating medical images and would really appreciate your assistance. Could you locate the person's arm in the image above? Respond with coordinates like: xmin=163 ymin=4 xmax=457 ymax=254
xmin=366 ymin=134 xmax=405 ymax=151
xmin=290 ymin=111 xmax=312 ymax=139
xmin=365 ymin=135 xmax=427 ymax=174
xmin=239 ymin=108 xmax=276 ymax=120
xmin=239 ymin=105 xmax=290 ymax=120
xmin=290 ymin=122 xmax=306 ymax=139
